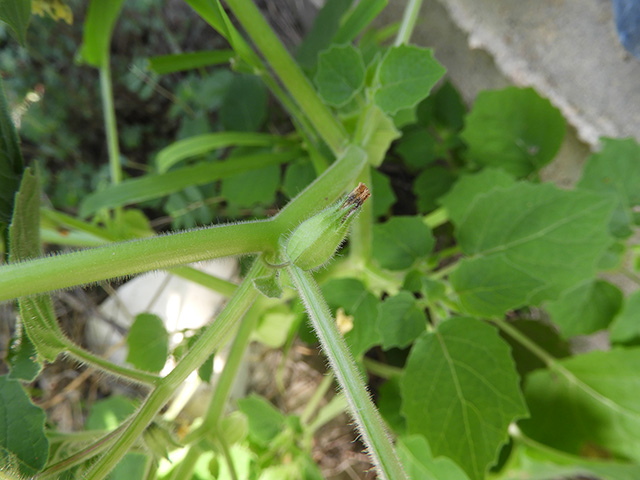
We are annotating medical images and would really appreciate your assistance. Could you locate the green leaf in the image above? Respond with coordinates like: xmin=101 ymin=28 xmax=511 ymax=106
xmin=0 ymin=78 xmax=24 ymax=226
xmin=79 ymin=150 xmax=299 ymax=216
xmin=373 ymin=216 xmax=435 ymax=270
xmin=86 ymin=395 xmax=137 ymax=430
xmin=414 ymin=165 xmax=457 ymax=213
xmin=450 ymin=183 xmax=615 ymax=316
xmin=296 ymin=0 xmax=353 ymax=69
xmin=253 ymin=271 xmax=283 ymax=299
xmin=237 ymin=394 xmax=285 ymax=447
xmin=321 ymin=278 xmax=381 ymax=357
xmin=397 ymin=434 xmax=470 ymax=480
xmin=148 ymin=50 xmax=234 ymax=75
xmin=395 ymin=127 xmax=438 ymax=169
xmin=314 ymin=44 xmax=365 ymax=107
xmin=497 ymin=319 xmax=570 ymax=381
xmin=0 ymin=375 xmax=49 ymax=476
xmin=371 ymin=168 xmax=396 ymax=217
xmin=377 ymin=377 xmax=407 ymax=435
xmin=502 ymin=440 xmax=640 ymax=480
xmin=79 ymin=0 xmax=126 ymax=67
xmin=282 ymin=160 xmax=316 ymax=198
xmin=374 ymin=45 xmax=446 ymax=115
xmin=220 ymin=74 xmax=267 ymax=132
xmin=253 ymin=304 xmax=298 ymax=348
xmin=401 ymin=318 xmax=528 ymax=480
xmin=461 ymin=87 xmax=566 ymax=177
xmin=520 ymin=348 xmax=640 ymax=462
xmin=431 ymin=80 xmax=466 ymax=131
xmin=333 ymin=0 xmax=387 ymax=44
xmin=577 ymin=137 xmax=640 ymax=238
xmin=7 ymin=324 xmax=41 ymax=382
xmin=546 ymin=279 xmax=622 ymax=337
xmin=126 ymin=313 xmax=169 ymax=373
xmin=156 ymin=132 xmax=286 ymax=173
xmin=440 ymin=168 xmax=515 ymax=226
xmin=610 ymin=290 xmax=640 ymax=344
xmin=220 ymin=163 xmax=280 ymax=208
xmin=0 ymin=0 xmax=30 ymax=46
xmin=377 ymin=291 xmax=426 ymax=350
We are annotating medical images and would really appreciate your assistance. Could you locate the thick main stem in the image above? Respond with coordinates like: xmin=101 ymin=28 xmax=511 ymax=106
xmin=287 ymin=265 xmax=407 ymax=480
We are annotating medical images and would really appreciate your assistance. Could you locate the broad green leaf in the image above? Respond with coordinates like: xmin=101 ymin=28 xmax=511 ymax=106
xmin=430 ymin=80 xmax=466 ymax=131
xmin=414 ymin=165 xmax=457 ymax=213
xmin=314 ymin=44 xmax=365 ymax=107
xmin=397 ymin=435 xmax=470 ymax=480
xmin=440 ymin=168 xmax=515 ymax=226
xmin=126 ymin=313 xmax=168 ymax=373
xmin=546 ymin=279 xmax=622 ymax=337
xmin=7 ymin=324 xmax=41 ymax=381
xmin=282 ymin=161 xmax=316 ymax=198
xmin=221 ymin=163 xmax=280 ymax=208
xmin=372 ymin=216 xmax=435 ymax=270
xmin=499 ymin=440 xmax=640 ymax=480
xmin=79 ymin=150 xmax=299 ymax=216
xmin=395 ymin=127 xmax=438 ymax=169
xmin=9 ymin=169 xmax=67 ymax=361
xmin=321 ymin=278 xmax=381 ymax=357
xmin=0 ymin=375 xmax=49 ymax=476
xmin=450 ymin=183 xmax=615 ymax=316
xmin=577 ymin=137 xmax=640 ymax=238
xmin=377 ymin=377 xmax=407 ymax=435
xmin=0 ymin=78 xmax=24 ymax=226
xmin=610 ymin=290 xmax=640 ymax=344
xmin=220 ymin=74 xmax=267 ymax=132
xmin=377 ymin=291 xmax=426 ymax=350
xmin=401 ymin=318 xmax=528 ymax=480
xmin=237 ymin=394 xmax=285 ymax=447
xmin=497 ymin=319 xmax=570 ymax=381
xmin=79 ymin=0 xmax=126 ymax=67
xmin=0 ymin=0 xmax=30 ymax=46
xmin=520 ymin=348 xmax=640 ymax=462
xmin=148 ymin=50 xmax=234 ymax=75
xmin=374 ymin=45 xmax=446 ymax=115
xmin=296 ymin=0 xmax=353 ymax=69
xmin=461 ymin=87 xmax=566 ymax=177
xmin=371 ymin=168 xmax=396 ymax=217
xmin=333 ymin=0 xmax=387 ymax=44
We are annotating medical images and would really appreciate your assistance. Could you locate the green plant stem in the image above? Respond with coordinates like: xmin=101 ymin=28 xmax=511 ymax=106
xmin=100 ymin=64 xmax=122 ymax=185
xmin=65 ymin=342 xmax=159 ymax=386
xmin=363 ymin=357 xmax=404 ymax=379
xmin=394 ymin=0 xmax=424 ymax=46
xmin=169 ymin=266 xmax=238 ymax=297
xmin=0 ymin=220 xmax=277 ymax=302
xmin=350 ymin=165 xmax=373 ymax=263
xmin=224 ymin=0 xmax=348 ymax=153
xmin=167 ymin=445 xmax=201 ymax=480
xmin=300 ymin=373 xmax=334 ymax=425
xmin=287 ymin=265 xmax=407 ymax=480
xmin=186 ymin=283 xmax=262 ymax=443
xmin=84 ymin=259 xmax=267 ymax=480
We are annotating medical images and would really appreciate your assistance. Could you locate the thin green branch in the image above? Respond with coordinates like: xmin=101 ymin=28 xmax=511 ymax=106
xmin=287 ymin=265 xmax=407 ymax=480
xmin=99 ymin=64 xmax=122 ymax=185
xmin=224 ymin=0 xmax=348 ymax=153
xmin=84 ymin=259 xmax=268 ymax=480
xmin=394 ymin=0 xmax=424 ymax=46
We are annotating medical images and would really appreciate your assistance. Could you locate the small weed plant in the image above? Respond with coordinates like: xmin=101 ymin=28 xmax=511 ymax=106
xmin=2 ymin=1 xmax=640 ymax=479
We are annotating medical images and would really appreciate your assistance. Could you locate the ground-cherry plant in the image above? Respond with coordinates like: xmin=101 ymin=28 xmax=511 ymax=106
xmin=2 ymin=0 xmax=640 ymax=479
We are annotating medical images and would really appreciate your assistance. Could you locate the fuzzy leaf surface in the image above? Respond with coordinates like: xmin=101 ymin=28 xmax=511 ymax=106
xmin=126 ymin=313 xmax=169 ymax=373
xmin=314 ymin=44 xmax=365 ymax=106
xmin=373 ymin=216 xmax=435 ymax=270
xmin=401 ymin=318 xmax=528 ymax=480
xmin=450 ymin=183 xmax=614 ymax=316
xmin=377 ymin=291 xmax=426 ymax=350
xmin=461 ymin=87 xmax=565 ymax=177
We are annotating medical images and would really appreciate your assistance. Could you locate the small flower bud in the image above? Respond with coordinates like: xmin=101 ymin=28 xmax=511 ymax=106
xmin=285 ymin=183 xmax=370 ymax=271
